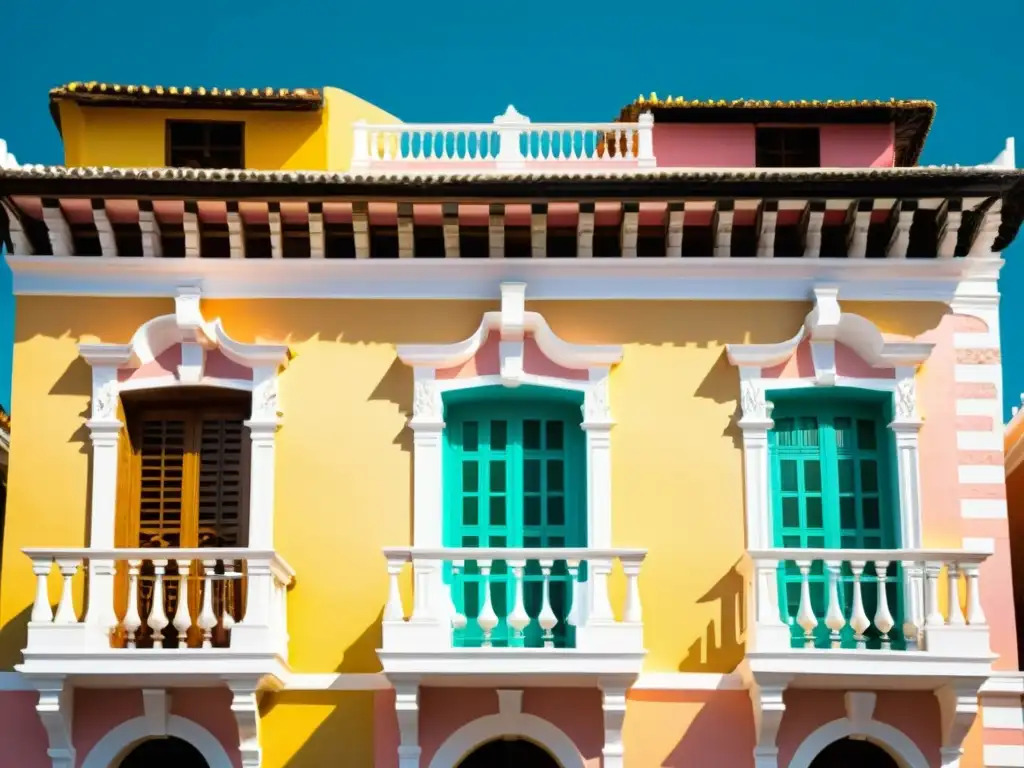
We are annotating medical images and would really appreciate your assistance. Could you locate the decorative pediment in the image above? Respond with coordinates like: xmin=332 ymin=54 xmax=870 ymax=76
xmin=726 ymin=286 xmax=934 ymax=386
xmin=78 ymin=286 xmax=290 ymax=424
xmin=79 ymin=286 xmax=289 ymax=386
xmin=397 ymin=282 xmax=623 ymax=388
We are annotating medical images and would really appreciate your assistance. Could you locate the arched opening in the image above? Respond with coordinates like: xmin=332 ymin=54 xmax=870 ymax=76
xmin=118 ymin=736 xmax=211 ymax=767
xmin=809 ymin=737 xmax=900 ymax=767
xmin=457 ymin=738 xmax=561 ymax=768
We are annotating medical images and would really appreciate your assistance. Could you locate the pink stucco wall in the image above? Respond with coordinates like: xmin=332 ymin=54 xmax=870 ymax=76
xmin=0 ymin=688 xmax=242 ymax=767
xmin=650 ymin=122 xmax=895 ymax=167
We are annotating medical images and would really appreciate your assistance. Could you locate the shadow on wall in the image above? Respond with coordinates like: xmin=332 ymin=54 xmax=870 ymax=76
xmin=263 ymin=611 xmax=384 ymax=768
xmin=678 ymin=558 xmax=746 ymax=673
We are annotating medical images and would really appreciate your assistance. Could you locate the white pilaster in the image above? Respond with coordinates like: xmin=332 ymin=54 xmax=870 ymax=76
xmin=229 ymin=682 xmax=263 ymax=768
xmin=936 ymin=683 xmax=981 ymax=768
xmin=247 ymin=367 xmax=281 ymax=550
xmin=750 ymin=680 xmax=790 ymax=768
xmin=600 ymin=680 xmax=628 ymax=768
xmin=395 ymin=679 xmax=421 ymax=768
xmin=33 ymin=677 xmax=75 ymax=768
xmin=890 ymin=368 xmax=924 ymax=550
xmin=411 ymin=368 xmax=444 ymax=548
xmin=737 ymin=368 xmax=774 ymax=550
xmin=583 ymin=369 xmax=614 ymax=549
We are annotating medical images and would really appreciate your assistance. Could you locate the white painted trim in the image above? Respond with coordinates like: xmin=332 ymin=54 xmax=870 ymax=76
xmin=81 ymin=713 xmax=234 ymax=768
xmin=955 ymin=364 xmax=1002 ymax=384
xmin=960 ymin=499 xmax=1008 ymax=519
xmin=788 ymin=716 xmax=929 ymax=768
xmin=6 ymin=253 xmax=1005 ymax=302
xmin=963 ymin=537 xmax=997 ymax=553
xmin=727 ymin=287 xmax=930 ymax=552
xmin=984 ymin=745 xmax=1024 ymax=768
xmin=959 ymin=465 xmax=1005 ymax=484
xmin=399 ymin=282 xmax=620 ymax=556
xmin=958 ymin=398 xmax=1002 ymax=418
xmin=982 ymin=705 xmax=1024 ymax=730
xmin=957 ymin=431 xmax=1003 ymax=450
xmin=427 ymin=710 xmax=585 ymax=768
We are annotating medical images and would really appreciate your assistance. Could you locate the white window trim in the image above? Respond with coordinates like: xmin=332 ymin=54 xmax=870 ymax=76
xmin=725 ymin=286 xmax=935 ymax=551
xmin=77 ymin=285 xmax=290 ymax=553
xmin=396 ymin=281 xmax=623 ymax=550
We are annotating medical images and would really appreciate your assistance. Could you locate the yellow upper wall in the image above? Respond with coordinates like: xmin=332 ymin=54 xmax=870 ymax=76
xmin=55 ymin=86 xmax=401 ymax=170
xmin=0 ymin=295 xmax=948 ymax=675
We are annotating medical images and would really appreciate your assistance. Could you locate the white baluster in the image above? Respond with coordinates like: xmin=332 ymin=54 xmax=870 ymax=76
xmin=824 ymin=561 xmax=846 ymax=648
xmin=172 ymin=559 xmax=192 ymax=647
xmin=30 ymin=558 xmax=54 ymax=622
xmin=537 ymin=560 xmax=558 ymax=648
xmin=123 ymin=560 xmax=142 ymax=648
xmin=636 ymin=112 xmax=656 ymax=167
xmin=197 ymin=559 xmax=218 ymax=648
xmin=848 ymin=561 xmax=870 ymax=648
xmin=795 ymin=560 xmax=818 ymax=647
xmin=873 ymin=560 xmax=894 ymax=646
xmin=450 ymin=560 xmax=468 ymax=631
xmin=622 ymin=558 xmax=642 ymax=623
xmin=351 ymin=121 xmax=370 ymax=170
xmin=146 ymin=560 xmax=169 ymax=648
xmin=565 ymin=560 xmax=581 ymax=627
xmin=507 ymin=560 xmax=530 ymax=641
xmin=384 ymin=556 xmax=405 ymax=621
xmin=961 ymin=563 xmax=986 ymax=625
xmin=221 ymin=561 xmax=236 ymax=633
xmin=946 ymin=563 xmax=966 ymax=625
xmin=902 ymin=562 xmax=923 ymax=650
xmin=52 ymin=558 xmax=80 ymax=624
xmin=924 ymin=562 xmax=944 ymax=626
xmin=476 ymin=560 xmax=498 ymax=647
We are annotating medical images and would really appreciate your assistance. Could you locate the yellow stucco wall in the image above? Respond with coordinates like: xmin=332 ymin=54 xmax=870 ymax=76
xmin=0 ymin=295 xmax=949 ymax=766
xmin=55 ymin=86 xmax=400 ymax=170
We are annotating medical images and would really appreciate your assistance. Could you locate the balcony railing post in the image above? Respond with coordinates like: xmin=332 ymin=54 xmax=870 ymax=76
xmin=52 ymin=558 xmax=80 ymax=625
xmin=636 ymin=112 xmax=656 ymax=168
xmin=493 ymin=106 xmax=528 ymax=171
xmin=30 ymin=557 xmax=54 ymax=623
xmin=588 ymin=558 xmax=615 ymax=623
xmin=351 ymin=120 xmax=371 ymax=172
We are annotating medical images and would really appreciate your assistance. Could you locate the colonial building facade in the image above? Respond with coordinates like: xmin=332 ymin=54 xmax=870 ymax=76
xmin=0 ymin=82 xmax=1022 ymax=767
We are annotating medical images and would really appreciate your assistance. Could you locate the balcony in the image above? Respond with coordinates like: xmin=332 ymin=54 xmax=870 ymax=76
xmin=378 ymin=547 xmax=647 ymax=685
xmin=745 ymin=547 xmax=994 ymax=690
xmin=349 ymin=106 xmax=656 ymax=175
xmin=18 ymin=548 xmax=294 ymax=686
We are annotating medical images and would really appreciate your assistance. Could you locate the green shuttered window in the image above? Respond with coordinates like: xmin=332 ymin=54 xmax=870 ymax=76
xmin=444 ymin=396 xmax=585 ymax=648
xmin=769 ymin=396 xmax=902 ymax=649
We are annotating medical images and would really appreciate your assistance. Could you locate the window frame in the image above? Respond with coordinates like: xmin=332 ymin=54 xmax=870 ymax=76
xmin=755 ymin=126 xmax=822 ymax=168
xmin=116 ymin=400 xmax=252 ymax=550
xmin=165 ymin=119 xmax=246 ymax=169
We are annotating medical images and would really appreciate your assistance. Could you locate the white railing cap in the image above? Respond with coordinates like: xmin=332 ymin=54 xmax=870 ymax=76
xmin=747 ymin=546 xmax=994 ymax=562
xmin=23 ymin=547 xmax=297 ymax=583
xmin=383 ymin=546 xmax=646 ymax=562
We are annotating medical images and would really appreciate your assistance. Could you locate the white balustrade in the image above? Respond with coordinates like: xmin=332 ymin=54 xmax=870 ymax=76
xmin=23 ymin=548 xmax=294 ymax=657
xmin=381 ymin=547 xmax=646 ymax=655
xmin=350 ymin=106 xmax=656 ymax=174
xmin=748 ymin=547 xmax=993 ymax=658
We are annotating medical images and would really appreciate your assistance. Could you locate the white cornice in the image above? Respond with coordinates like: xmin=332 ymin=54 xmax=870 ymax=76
xmin=6 ymin=254 xmax=1004 ymax=302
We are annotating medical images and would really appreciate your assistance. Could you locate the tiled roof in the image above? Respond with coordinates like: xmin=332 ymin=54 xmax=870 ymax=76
xmin=49 ymin=82 xmax=323 ymax=111
xmin=616 ymin=96 xmax=936 ymax=167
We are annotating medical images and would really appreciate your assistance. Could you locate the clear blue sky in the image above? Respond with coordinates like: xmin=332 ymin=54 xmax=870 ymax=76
xmin=1 ymin=0 xmax=1022 ymax=415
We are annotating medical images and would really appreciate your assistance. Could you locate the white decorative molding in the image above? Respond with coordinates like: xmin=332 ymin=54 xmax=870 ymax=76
xmin=394 ymin=679 xmax=421 ymax=768
xmin=936 ymin=683 xmax=982 ymax=768
xmin=229 ymin=682 xmax=263 ymax=768
xmin=788 ymin=708 xmax=929 ymax=768
xmin=726 ymin=286 xmax=935 ymax=551
xmin=81 ymin=713 xmax=235 ymax=768
xmin=6 ymin=252 xmax=1005 ymax=302
xmin=428 ymin=688 xmax=586 ymax=768
xmin=397 ymin=281 xmax=624 ymax=552
xmin=33 ymin=678 xmax=75 ymax=768
xmin=76 ymin=286 xmax=290 ymax=619
xmin=600 ymin=680 xmax=629 ymax=768
xmin=749 ymin=679 xmax=789 ymax=768
xmin=141 ymin=689 xmax=170 ymax=736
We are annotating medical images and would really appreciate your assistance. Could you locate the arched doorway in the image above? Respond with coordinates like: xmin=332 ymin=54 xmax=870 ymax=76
xmin=809 ymin=737 xmax=900 ymax=768
xmin=119 ymin=736 xmax=211 ymax=767
xmin=457 ymin=738 xmax=561 ymax=767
